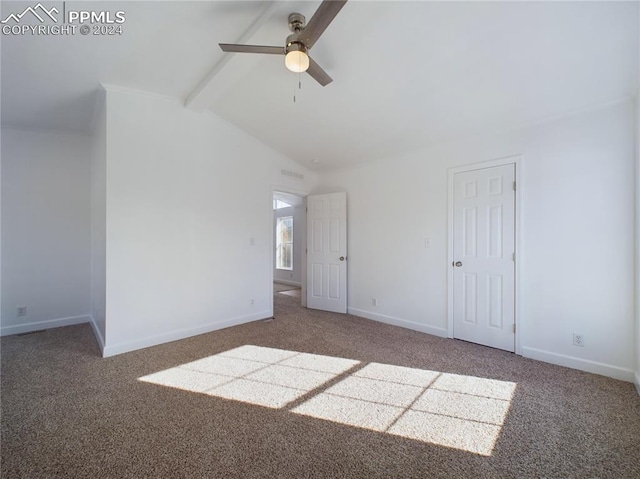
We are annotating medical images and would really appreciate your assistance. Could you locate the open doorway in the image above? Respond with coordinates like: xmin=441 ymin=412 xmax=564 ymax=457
xmin=272 ymin=191 xmax=306 ymax=311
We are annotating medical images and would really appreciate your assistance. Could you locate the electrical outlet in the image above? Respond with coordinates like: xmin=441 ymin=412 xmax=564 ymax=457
xmin=16 ymin=306 xmax=27 ymax=317
xmin=573 ymin=333 xmax=585 ymax=347
xmin=250 ymin=299 xmax=255 ymax=306
xmin=372 ymin=298 xmax=377 ymax=306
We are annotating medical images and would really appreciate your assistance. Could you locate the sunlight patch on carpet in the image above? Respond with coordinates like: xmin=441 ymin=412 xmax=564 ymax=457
xmin=139 ymin=345 xmax=358 ymax=408
xmin=139 ymin=346 xmax=516 ymax=455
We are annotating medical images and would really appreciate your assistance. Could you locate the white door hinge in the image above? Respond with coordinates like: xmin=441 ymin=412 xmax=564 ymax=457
xmin=513 ymin=181 xmax=516 ymax=191
xmin=512 ymin=323 xmax=516 ymax=333
xmin=512 ymin=252 xmax=515 ymax=262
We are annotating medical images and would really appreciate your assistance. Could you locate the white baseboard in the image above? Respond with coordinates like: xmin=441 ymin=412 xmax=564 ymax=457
xmin=102 ymin=310 xmax=272 ymax=358
xmin=89 ymin=316 xmax=106 ymax=355
xmin=0 ymin=315 xmax=90 ymax=337
xmin=634 ymin=371 xmax=640 ymax=396
xmin=348 ymin=307 xmax=448 ymax=338
xmin=522 ymin=347 xmax=635 ymax=382
xmin=273 ymin=279 xmax=301 ymax=287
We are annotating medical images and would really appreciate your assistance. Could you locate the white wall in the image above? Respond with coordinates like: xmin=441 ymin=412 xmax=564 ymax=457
xmin=636 ymin=93 xmax=640 ymax=392
xmin=0 ymin=128 xmax=91 ymax=335
xmin=273 ymin=203 xmax=304 ymax=285
xmin=101 ymin=88 xmax=316 ymax=356
xmin=315 ymin=101 xmax=636 ymax=382
xmin=635 ymin=6 xmax=640 ymax=393
xmin=90 ymin=92 xmax=107 ymax=349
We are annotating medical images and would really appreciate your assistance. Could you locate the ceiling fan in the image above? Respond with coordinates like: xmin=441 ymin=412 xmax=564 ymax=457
xmin=219 ymin=0 xmax=348 ymax=86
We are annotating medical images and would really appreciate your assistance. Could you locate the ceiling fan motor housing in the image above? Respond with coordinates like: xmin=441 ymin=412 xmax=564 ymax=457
xmin=286 ymin=13 xmax=308 ymax=57
xmin=285 ymin=34 xmax=307 ymax=55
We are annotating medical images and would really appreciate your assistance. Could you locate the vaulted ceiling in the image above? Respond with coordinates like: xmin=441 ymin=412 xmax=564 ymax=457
xmin=2 ymin=1 xmax=638 ymax=171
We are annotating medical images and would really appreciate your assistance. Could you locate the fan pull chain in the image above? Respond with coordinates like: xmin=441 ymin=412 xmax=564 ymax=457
xmin=293 ymin=72 xmax=302 ymax=103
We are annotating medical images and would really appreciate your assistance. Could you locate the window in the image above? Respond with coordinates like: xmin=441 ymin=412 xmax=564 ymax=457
xmin=273 ymin=199 xmax=292 ymax=210
xmin=276 ymin=216 xmax=293 ymax=270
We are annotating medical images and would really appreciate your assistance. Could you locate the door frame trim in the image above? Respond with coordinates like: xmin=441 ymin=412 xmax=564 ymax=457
xmin=446 ymin=155 xmax=523 ymax=355
xmin=271 ymin=186 xmax=308 ymax=312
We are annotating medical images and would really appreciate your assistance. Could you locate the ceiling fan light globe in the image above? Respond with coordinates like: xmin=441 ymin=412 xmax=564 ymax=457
xmin=285 ymin=50 xmax=309 ymax=73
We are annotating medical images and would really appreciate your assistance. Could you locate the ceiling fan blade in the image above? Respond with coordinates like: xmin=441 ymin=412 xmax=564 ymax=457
xmin=307 ymin=57 xmax=333 ymax=86
xmin=219 ymin=44 xmax=284 ymax=55
xmin=301 ymin=0 xmax=348 ymax=49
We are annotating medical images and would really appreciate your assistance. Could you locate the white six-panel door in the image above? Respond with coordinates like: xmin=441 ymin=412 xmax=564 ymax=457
xmin=307 ymin=193 xmax=347 ymax=313
xmin=453 ymin=164 xmax=515 ymax=352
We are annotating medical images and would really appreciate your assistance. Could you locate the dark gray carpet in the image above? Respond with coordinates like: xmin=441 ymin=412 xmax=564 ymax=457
xmin=274 ymin=282 xmax=301 ymax=293
xmin=2 ymin=292 xmax=639 ymax=478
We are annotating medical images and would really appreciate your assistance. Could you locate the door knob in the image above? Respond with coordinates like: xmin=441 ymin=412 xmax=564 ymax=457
xmin=339 ymin=256 xmax=345 ymax=261
xmin=454 ymin=261 xmax=462 ymax=267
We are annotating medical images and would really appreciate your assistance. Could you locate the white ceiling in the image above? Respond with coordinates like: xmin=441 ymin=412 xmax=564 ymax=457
xmin=2 ymin=1 xmax=638 ymax=171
